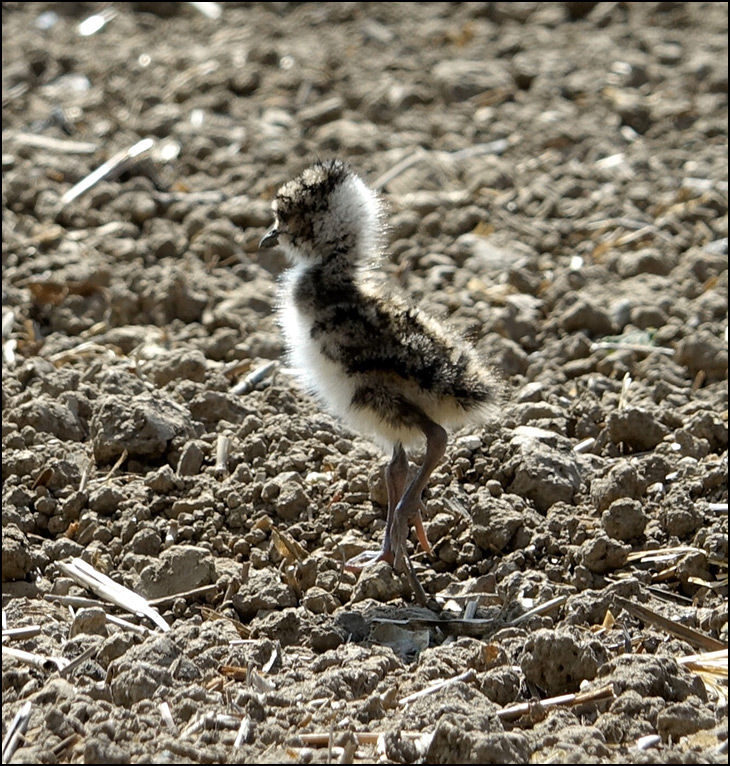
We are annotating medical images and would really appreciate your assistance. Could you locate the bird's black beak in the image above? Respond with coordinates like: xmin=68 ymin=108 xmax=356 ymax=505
xmin=259 ymin=226 xmax=280 ymax=249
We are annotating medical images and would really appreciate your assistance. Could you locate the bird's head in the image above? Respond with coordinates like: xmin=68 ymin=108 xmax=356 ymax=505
xmin=260 ymin=159 xmax=382 ymax=265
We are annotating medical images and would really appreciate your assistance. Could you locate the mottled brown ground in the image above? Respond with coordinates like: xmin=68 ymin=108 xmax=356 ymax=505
xmin=2 ymin=3 xmax=727 ymax=764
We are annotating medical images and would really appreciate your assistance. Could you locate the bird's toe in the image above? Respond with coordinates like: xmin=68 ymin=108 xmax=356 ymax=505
xmin=344 ymin=548 xmax=394 ymax=572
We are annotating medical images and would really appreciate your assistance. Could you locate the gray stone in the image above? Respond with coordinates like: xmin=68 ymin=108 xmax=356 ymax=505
xmin=432 ymin=59 xmax=513 ymax=103
xmin=606 ymin=407 xmax=669 ymax=452
xmin=2 ymin=524 xmax=32 ymax=581
xmin=601 ymin=498 xmax=648 ymax=541
xmin=676 ymin=329 xmax=728 ymax=382
xmin=591 ymin=461 xmax=641 ymax=512
xmin=232 ymin=567 xmax=297 ymax=619
xmin=559 ymin=299 xmax=614 ymax=335
xmin=137 ymin=545 xmax=216 ymax=599
xmin=578 ymin=534 xmax=631 ymax=573
xmin=91 ymin=393 xmax=194 ymax=463
xmin=521 ymin=628 xmax=609 ymax=696
xmin=508 ymin=431 xmax=582 ymax=512
xmin=70 ymin=607 xmax=108 ymax=638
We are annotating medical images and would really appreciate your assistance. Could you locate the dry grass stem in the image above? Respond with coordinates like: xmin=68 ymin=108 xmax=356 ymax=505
xmin=498 ymin=683 xmax=615 ymax=721
xmin=2 ymin=625 xmax=42 ymax=641
xmin=399 ymin=669 xmax=476 ymax=706
xmin=58 ymin=557 xmax=170 ymax=632
xmin=215 ymin=433 xmax=231 ymax=478
xmin=614 ymin=596 xmax=725 ymax=651
xmin=2 ymin=644 xmax=69 ymax=673
xmin=1 ymin=700 xmax=32 ymax=763
xmin=60 ymin=137 xmax=155 ymax=206
xmin=508 ymin=595 xmax=568 ymax=626
xmin=147 ymin=584 xmax=218 ymax=608
xmin=7 ymin=132 xmax=98 ymax=154
xmin=158 ymin=701 xmax=179 ymax=735
xmin=233 ymin=716 xmax=252 ymax=748
xmin=231 ymin=360 xmax=278 ymax=395
xmin=58 ymin=644 xmax=98 ymax=677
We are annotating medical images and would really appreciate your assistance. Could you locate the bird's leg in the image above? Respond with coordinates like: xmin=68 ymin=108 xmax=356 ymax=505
xmin=380 ymin=443 xmax=409 ymax=565
xmin=388 ymin=417 xmax=447 ymax=572
xmin=344 ymin=417 xmax=446 ymax=606
xmin=345 ymin=443 xmax=408 ymax=571
xmin=380 ymin=450 xmax=434 ymax=562
xmin=383 ymin=418 xmax=447 ymax=607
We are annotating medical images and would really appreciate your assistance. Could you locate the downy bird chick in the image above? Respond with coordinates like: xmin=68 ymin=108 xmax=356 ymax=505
xmin=261 ymin=159 xmax=500 ymax=602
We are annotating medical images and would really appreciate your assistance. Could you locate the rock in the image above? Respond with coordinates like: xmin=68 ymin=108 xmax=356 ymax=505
xmin=595 ymin=690 xmax=664 ymax=745
xmin=143 ymin=348 xmax=207 ymax=388
xmin=660 ymin=487 xmax=704 ymax=537
xmin=559 ymin=299 xmax=614 ymax=335
xmin=616 ymin=248 xmax=674 ymax=277
xmin=176 ymin=439 xmax=206 ymax=476
xmin=480 ymin=666 xmax=522 ymax=706
xmin=511 ymin=400 xmax=566 ymax=425
xmin=601 ymin=498 xmax=647 ymax=540
xmin=70 ymin=607 xmax=108 ymax=637
xmin=301 ymin=585 xmax=339 ymax=614
xmin=275 ymin=480 xmax=310 ymax=520
xmin=188 ymin=390 xmax=252 ymax=427
xmin=432 ymin=59 xmax=513 ymax=103
xmin=507 ymin=431 xmax=582 ymax=512
xmin=597 ymin=655 xmax=706 ymax=701
xmin=2 ymin=448 xmax=40 ymax=480
xmin=351 ymin=561 xmax=404 ymax=603
xmin=109 ymin=635 xmax=181 ymax=707
xmin=90 ymin=393 xmax=195 ymax=463
xmin=578 ymin=534 xmax=630 ymax=573
xmin=472 ymin=494 xmax=536 ymax=552
xmin=145 ymin=464 xmax=179 ymax=493
xmin=521 ymin=628 xmax=609 ymax=696
xmin=137 ymin=545 xmax=216 ymax=599
xmin=249 ymin=607 xmax=343 ymax=652
xmin=656 ymin=697 xmax=716 ymax=741
xmin=591 ymin=462 xmax=641 ymax=512
xmin=605 ymin=408 xmax=669 ymax=452
xmin=495 ymin=293 xmax=542 ymax=348
xmin=2 ymin=524 xmax=32 ymax=581
xmin=88 ymin=484 xmax=125 ymax=515
xmin=84 ymin=734 xmax=130 ymax=764
xmin=426 ymin=725 xmax=530 ymax=765
xmin=231 ymin=567 xmax=297 ymax=620
xmin=629 ymin=303 xmax=669 ymax=330
xmin=11 ymin=397 xmax=84 ymax=441
xmin=129 ymin=528 xmax=162 ymax=556
xmin=262 ymin=472 xmax=311 ymax=521
xmin=675 ymin=328 xmax=728 ymax=382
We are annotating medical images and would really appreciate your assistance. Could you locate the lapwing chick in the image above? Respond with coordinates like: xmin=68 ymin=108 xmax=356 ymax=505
xmin=261 ymin=159 xmax=500 ymax=603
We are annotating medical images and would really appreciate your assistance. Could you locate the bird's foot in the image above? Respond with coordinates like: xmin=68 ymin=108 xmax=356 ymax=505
xmin=344 ymin=546 xmax=428 ymax=607
xmin=344 ymin=500 xmax=432 ymax=606
xmin=344 ymin=506 xmax=430 ymax=573
xmin=344 ymin=548 xmax=394 ymax=573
